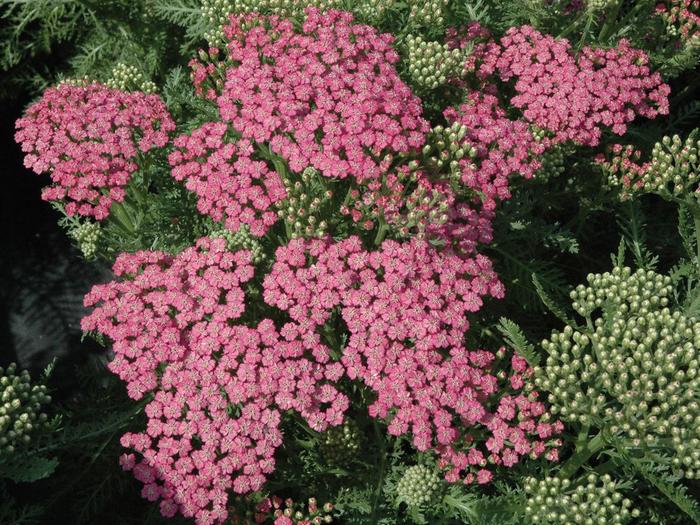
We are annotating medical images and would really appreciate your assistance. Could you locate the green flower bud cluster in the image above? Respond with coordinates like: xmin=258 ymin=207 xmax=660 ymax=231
xmin=407 ymin=0 xmax=449 ymax=28
xmin=276 ymin=167 xmax=331 ymax=239
xmin=202 ymin=0 xmax=234 ymax=46
xmin=70 ymin=221 xmax=101 ymax=259
xmin=399 ymin=181 xmax=451 ymax=240
xmin=320 ymin=420 xmax=361 ymax=465
xmin=274 ymin=497 xmax=334 ymax=525
xmin=534 ymin=265 xmax=700 ymax=478
xmin=535 ymin=146 xmax=571 ymax=182
xmin=607 ymin=130 xmax=700 ymax=201
xmin=211 ymin=225 xmax=265 ymax=263
xmin=405 ymin=35 xmax=464 ymax=91
xmin=0 ymin=363 xmax=51 ymax=455
xmin=396 ymin=465 xmax=443 ymax=507
xmin=422 ymin=123 xmax=477 ymax=180
xmin=351 ymin=0 xmax=394 ymax=25
xmin=586 ymin=0 xmax=618 ymax=13
xmin=58 ymin=76 xmax=91 ymax=87
xmin=523 ymin=473 xmax=639 ymax=525
xmin=530 ymin=126 xmax=550 ymax=143
xmin=105 ymin=63 xmax=156 ymax=94
xmin=202 ymin=0 xmax=342 ymax=45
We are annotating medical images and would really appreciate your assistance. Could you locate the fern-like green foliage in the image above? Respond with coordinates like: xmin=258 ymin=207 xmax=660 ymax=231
xmin=607 ymin=439 xmax=700 ymax=524
xmin=496 ymin=318 xmax=540 ymax=366
xmin=0 ymin=0 xmax=187 ymax=99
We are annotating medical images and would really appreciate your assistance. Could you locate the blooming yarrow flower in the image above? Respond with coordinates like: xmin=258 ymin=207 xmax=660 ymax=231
xmin=443 ymin=91 xmax=545 ymax=210
xmin=189 ymin=8 xmax=429 ymax=181
xmin=83 ymin=237 xmax=349 ymax=523
xmin=480 ymin=26 xmax=670 ymax=146
xmin=15 ymin=82 xmax=175 ymax=219
xmin=263 ymin=236 xmax=558 ymax=482
xmin=169 ymin=122 xmax=287 ymax=236
xmin=117 ymin=318 xmax=348 ymax=524
xmin=263 ymin=236 xmax=364 ymax=327
xmin=82 ymin=236 xmax=254 ymax=399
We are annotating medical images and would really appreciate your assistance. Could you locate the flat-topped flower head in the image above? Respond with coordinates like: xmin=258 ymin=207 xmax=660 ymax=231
xmin=190 ymin=8 xmax=428 ymax=181
xmin=481 ymin=26 xmax=670 ymax=146
xmin=15 ymin=82 xmax=175 ymax=219
xmin=535 ymin=264 xmax=700 ymax=478
xmin=264 ymin=236 xmax=559 ymax=483
xmin=119 ymin=320 xmax=347 ymax=524
xmin=82 ymin=236 xmax=255 ymax=399
xmin=84 ymin=237 xmax=349 ymax=523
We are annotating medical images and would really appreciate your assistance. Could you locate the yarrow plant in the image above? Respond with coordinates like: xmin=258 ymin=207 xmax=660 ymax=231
xmin=11 ymin=2 xmax=697 ymax=524
xmin=264 ymin=236 xmax=561 ymax=484
xmin=83 ymin=236 xmax=348 ymax=522
xmin=534 ymin=264 xmax=700 ymax=478
xmin=0 ymin=363 xmax=51 ymax=456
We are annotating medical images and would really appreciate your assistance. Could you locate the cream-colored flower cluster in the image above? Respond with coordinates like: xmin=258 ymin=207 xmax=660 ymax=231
xmin=0 ymin=363 xmax=51 ymax=455
xmin=106 ymin=63 xmax=156 ymax=93
xmin=397 ymin=465 xmax=443 ymax=507
xmin=406 ymin=35 xmax=464 ymax=91
xmin=524 ymin=473 xmax=639 ymax=525
xmin=534 ymin=266 xmax=700 ymax=478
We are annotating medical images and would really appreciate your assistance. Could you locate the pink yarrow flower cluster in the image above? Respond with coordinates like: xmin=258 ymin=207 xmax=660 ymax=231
xmin=444 ymin=90 xmax=546 ymax=210
xmin=82 ymin=237 xmax=254 ymax=399
xmin=657 ymin=1 xmax=700 ymax=41
xmin=15 ymin=82 xmax=175 ymax=219
xmin=169 ymin=122 xmax=287 ymax=236
xmin=480 ymin=26 xmax=670 ymax=146
xmin=190 ymin=8 xmax=428 ymax=181
xmin=83 ymin=237 xmax=348 ymax=524
xmin=264 ymin=236 xmax=561 ymax=483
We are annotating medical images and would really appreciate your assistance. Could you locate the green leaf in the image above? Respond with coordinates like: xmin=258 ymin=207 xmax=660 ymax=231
xmin=496 ymin=318 xmax=540 ymax=366
xmin=0 ymin=456 xmax=58 ymax=483
xmin=532 ymin=273 xmax=577 ymax=327
xmin=616 ymin=200 xmax=658 ymax=270
xmin=610 ymin=440 xmax=700 ymax=524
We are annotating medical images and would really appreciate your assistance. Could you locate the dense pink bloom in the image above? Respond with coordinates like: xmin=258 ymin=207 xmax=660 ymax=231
xmin=190 ymin=8 xmax=428 ymax=181
xmin=118 ymin=320 xmax=346 ymax=524
xmin=169 ymin=122 xmax=286 ymax=236
xmin=83 ymin=237 xmax=348 ymax=523
xmin=263 ymin=236 xmax=364 ymax=327
xmin=444 ymin=91 xmax=545 ymax=210
xmin=264 ymin=236 xmax=560 ymax=482
xmin=15 ymin=83 xmax=175 ymax=219
xmin=82 ymin=237 xmax=254 ymax=399
xmin=481 ymin=26 xmax=670 ymax=146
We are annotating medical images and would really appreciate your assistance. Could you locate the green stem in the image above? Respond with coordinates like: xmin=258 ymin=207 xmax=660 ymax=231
xmin=369 ymin=421 xmax=388 ymax=525
xmin=597 ymin=0 xmax=622 ymax=42
xmin=373 ymin=219 xmax=389 ymax=247
xmin=694 ymin=214 xmax=700 ymax=268
xmin=560 ymin=430 xmax=605 ymax=479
